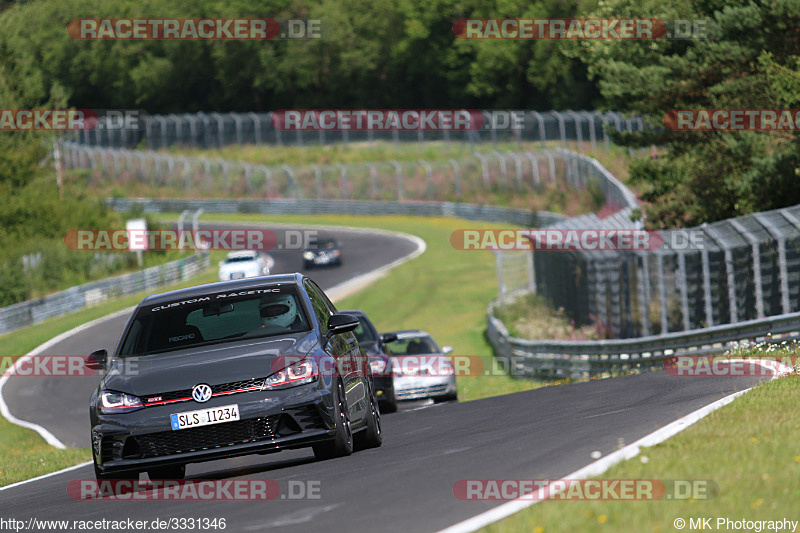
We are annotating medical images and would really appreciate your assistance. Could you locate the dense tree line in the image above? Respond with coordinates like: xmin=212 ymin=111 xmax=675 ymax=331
xmin=0 ymin=0 xmax=600 ymax=112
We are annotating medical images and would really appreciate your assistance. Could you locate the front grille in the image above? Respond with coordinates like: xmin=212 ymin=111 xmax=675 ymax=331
xmin=396 ymin=384 xmax=448 ymax=399
xmin=134 ymin=416 xmax=280 ymax=458
xmin=144 ymin=377 xmax=267 ymax=405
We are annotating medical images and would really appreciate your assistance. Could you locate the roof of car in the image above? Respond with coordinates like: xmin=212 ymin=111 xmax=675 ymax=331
xmin=382 ymin=329 xmax=431 ymax=339
xmin=225 ymin=250 xmax=258 ymax=259
xmin=140 ymin=273 xmax=303 ymax=305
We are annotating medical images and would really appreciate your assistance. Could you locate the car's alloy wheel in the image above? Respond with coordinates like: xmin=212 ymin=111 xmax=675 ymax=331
xmin=313 ymin=379 xmax=353 ymax=460
xmin=356 ymin=383 xmax=383 ymax=450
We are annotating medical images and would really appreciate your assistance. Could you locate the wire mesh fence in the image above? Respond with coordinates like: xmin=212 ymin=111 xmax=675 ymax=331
xmin=66 ymin=110 xmax=646 ymax=152
xmin=60 ymin=142 xmax=634 ymax=208
xmin=495 ymin=200 xmax=800 ymax=339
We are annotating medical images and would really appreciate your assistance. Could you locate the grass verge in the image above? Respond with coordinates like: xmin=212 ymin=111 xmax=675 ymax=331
xmin=483 ymin=374 xmax=800 ymax=532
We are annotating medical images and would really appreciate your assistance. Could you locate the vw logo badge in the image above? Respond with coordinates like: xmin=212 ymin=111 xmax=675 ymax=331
xmin=192 ymin=384 xmax=212 ymax=403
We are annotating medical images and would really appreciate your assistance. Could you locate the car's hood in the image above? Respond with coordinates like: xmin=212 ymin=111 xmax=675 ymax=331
xmin=103 ymin=333 xmax=317 ymax=397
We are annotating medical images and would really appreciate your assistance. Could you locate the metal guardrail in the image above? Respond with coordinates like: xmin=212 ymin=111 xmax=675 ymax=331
xmin=104 ymin=198 xmax=566 ymax=228
xmin=487 ymin=294 xmax=800 ymax=379
xmin=0 ymin=253 xmax=210 ymax=336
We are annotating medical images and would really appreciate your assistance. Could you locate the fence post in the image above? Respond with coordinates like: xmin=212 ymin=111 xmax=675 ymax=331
xmin=550 ymin=111 xmax=567 ymax=148
xmin=526 ymin=251 xmax=536 ymax=293
xmin=391 ymin=160 xmax=403 ymax=201
xmin=729 ymin=219 xmax=764 ymax=318
xmin=495 ymin=251 xmax=506 ymax=301
xmin=311 ymin=164 xmax=323 ymax=200
xmin=475 ymin=153 xmax=490 ymax=187
xmin=700 ymin=236 xmax=714 ymax=327
xmin=231 ymin=113 xmax=243 ymax=145
xmin=656 ymin=252 xmax=668 ymax=333
xmin=210 ymin=112 xmax=225 ymax=147
xmin=259 ymin=166 xmax=273 ymax=198
xmin=367 ymin=163 xmax=379 ymax=199
xmin=567 ymin=110 xmax=584 ymax=152
xmin=754 ymin=213 xmax=790 ymax=315
xmin=248 ymin=112 xmax=261 ymax=144
xmin=703 ymin=226 xmax=738 ymax=324
xmin=336 ymin=163 xmax=348 ymax=199
xmin=493 ymin=150 xmax=508 ymax=187
xmin=418 ymin=160 xmax=433 ymax=199
xmin=282 ymin=165 xmax=298 ymax=199
xmin=509 ymin=152 xmax=523 ymax=190
xmin=542 ymin=150 xmax=557 ymax=184
xmin=677 ymin=251 xmax=690 ymax=331
xmin=637 ymin=253 xmax=650 ymax=336
xmin=529 ymin=111 xmax=546 ymax=149
xmin=449 ymin=159 xmax=461 ymax=198
xmin=525 ymin=151 xmax=540 ymax=185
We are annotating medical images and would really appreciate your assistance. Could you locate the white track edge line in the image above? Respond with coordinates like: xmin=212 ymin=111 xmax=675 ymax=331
xmin=436 ymin=359 xmax=793 ymax=533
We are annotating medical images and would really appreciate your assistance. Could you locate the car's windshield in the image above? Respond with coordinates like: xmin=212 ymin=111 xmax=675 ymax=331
xmin=118 ymin=285 xmax=310 ymax=356
xmin=225 ymin=256 xmax=257 ymax=263
xmin=353 ymin=317 xmax=377 ymax=344
xmin=384 ymin=335 xmax=439 ymax=356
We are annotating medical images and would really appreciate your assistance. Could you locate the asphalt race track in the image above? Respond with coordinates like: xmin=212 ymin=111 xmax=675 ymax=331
xmin=0 ymin=224 xmax=769 ymax=532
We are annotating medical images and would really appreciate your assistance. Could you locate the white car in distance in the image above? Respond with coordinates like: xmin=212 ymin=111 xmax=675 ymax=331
xmin=218 ymin=250 xmax=274 ymax=281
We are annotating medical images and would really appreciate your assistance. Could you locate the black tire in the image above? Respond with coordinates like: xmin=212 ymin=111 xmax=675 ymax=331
xmin=355 ymin=383 xmax=382 ymax=450
xmin=380 ymin=390 xmax=398 ymax=413
xmin=313 ymin=380 xmax=353 ymax=460
xmin=434 ymin=392 xmax=458 ymax=403
xmin=304 ymin=261 xmax=314 ymax=270
xmin=148 ymin=464 xmax=186 ymax=480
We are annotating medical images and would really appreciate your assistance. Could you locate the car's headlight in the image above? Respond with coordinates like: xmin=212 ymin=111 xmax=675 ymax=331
xmin=98 ymin=391 xmax=144 ymax=414
xmin=369 ymin=358 xmax=387 ymax=375
xmin=303 ymin=251 xmax=314 ymax=260
xmin=262 ymin=359 xmax=317 ymax=390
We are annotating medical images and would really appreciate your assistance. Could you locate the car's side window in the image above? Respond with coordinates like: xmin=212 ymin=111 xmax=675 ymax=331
xmin=305 ymin=280 xmax=332 ymax=334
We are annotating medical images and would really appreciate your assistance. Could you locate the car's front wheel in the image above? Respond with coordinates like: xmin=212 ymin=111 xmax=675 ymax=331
xmin=355 ymin=383 xmax=382 ymax=450
xmin=313 ymin=380 xmax=353 ymax=460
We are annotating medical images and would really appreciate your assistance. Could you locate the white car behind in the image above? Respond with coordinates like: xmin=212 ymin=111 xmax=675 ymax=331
xmin=218 ymin=250 xmax=274 ymax=281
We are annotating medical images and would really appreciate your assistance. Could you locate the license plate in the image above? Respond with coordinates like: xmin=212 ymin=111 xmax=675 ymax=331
xmin=170 ymin=404 xmax=240 ymax=431
xmin=230 ymin=272 xmax=245 ymax=279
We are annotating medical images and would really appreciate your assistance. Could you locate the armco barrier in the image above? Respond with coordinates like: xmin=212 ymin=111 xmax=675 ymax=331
xmin=487 ymin=292 xmax=800 ymax=379
xmin=0 ymin=253 xmax=209 ymax=336
xmin=104 ymin=197 xmax=566 ymax=228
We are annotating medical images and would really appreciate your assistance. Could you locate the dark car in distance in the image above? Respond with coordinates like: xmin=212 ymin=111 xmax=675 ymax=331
xmin=88 ymin=273 xmax=382 ymax=481
xmin=340 ymin=310 xmax=398 ymax=413
xmin=303 ymin=237 xmax=342 ymax=269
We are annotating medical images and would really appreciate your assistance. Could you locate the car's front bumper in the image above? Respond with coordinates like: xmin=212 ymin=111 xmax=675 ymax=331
xmin=92 ymin=385 xmax=334 ymax=475
xmin=393 ymin=375 xmax=457 ymax=401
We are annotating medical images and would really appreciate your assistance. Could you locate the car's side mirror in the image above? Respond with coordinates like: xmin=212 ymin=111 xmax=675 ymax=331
xmin=86 ymin=349 xmax=108 ymax=371
xmin=327 ymin=314 xmax=360 ymax=336
xmin=380 ymin=333 xmax=398 ymax=345
xmin=442 ymin=346 xmax=453 ymax=355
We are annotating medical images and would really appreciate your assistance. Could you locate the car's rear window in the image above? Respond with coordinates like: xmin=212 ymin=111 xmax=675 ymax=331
xmin=118 ymin=285 xmax=310 ymax=356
